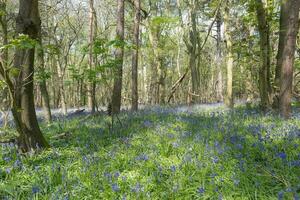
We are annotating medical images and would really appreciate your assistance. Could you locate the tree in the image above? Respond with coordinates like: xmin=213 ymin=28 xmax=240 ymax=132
xmin=0 ymin=0 xmax=49 ymax=152
xmin=131 ymin=0 xmax=141 ymax=111
xmin=185 ymin=0 xmax=200 ymax=103
xmin=224 ymin=0 xmax=234 ymax=108
xmin=215 ymin=11 xmax=223 ymax=102
xmin=111 ymin=0 xmax=125 ymax=114
xmin=278 ymin=0 xmax=300 ymax=118
xmin=36 ymin=37 xmax=52 ymax=123
xmin=88 ymin=0 xmax=97 ymax=114
xmin=254 ymin=0 xmax=272 ymax=110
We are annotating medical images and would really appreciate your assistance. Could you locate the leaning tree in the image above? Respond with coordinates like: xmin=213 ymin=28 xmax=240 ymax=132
xmin=0 ymin=0 xmax=49 ymax=152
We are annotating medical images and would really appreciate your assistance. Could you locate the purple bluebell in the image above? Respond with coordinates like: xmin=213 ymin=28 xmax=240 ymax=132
xmin=233 ymin=179 xmax=240 ymax=186
xmin=114 ymin=172 xmax=120 ymax=178
xmin=136 ymin=153 xmax=149 ymax=161
xmin=197 ymin=187 xmax=205 ymax=195
xmin=277 ymin=152 xmax=287 ymax=160
xmin=278 ymin=191 xmax=284 ymax=200
xmin=170 ymin=165 xmax=176 ymax=172
xmin=32 ymin=186 xmax=40 ymax=194
xmin=111 ymin=183 xmax=120 ymax=192
xmin=143 ymin=120 xmax=152 ymax=128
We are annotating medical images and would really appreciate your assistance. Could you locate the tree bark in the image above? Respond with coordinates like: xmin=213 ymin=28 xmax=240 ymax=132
xmin=11 ymin=0 xmax=49 ymax=152
xmin=224 ymin=0 xmax=234 ymax=108
xmin=278 ymin=0 xmax=300 ymax=118
xmin=255 ymin=0 xmax=272 ymax=110
xmin=187 ymin=2 xmax=200 ymax=103
xmin=0 ymin=0 xmax=8 ymax=67
xmin=57 ymin=58 xmax=67 ymax=115
xmin=36 ymin=24 xmax=52 ymax=123
xmin=216 ymin=11 xmax=223 ymax=102
xmin=111 ymin=0 xmax=125 ymax=114
xmin=88 ymin=0 xmax=97 ymax=114
xmin=131 ymin=0 xmax=140 ymax=111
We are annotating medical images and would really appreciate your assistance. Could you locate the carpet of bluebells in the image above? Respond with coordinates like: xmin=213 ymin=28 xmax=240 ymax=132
xmin=0 ymin=105 xmax=300 ymax=199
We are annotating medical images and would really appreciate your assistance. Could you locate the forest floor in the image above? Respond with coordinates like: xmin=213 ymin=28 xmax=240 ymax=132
xmin=0 ymin=104 xmax=300 ymax=199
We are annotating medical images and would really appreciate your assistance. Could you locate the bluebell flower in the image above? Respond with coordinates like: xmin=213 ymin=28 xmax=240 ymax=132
xmin=5 ymin=168 xmax=11 ymax=174
xmin=290 ymin=160 xmax=300 ymax=167
xmin=197 ymin=187 xmax=205 ymax=195
xmin=143 ymin=120 xmax=152 ymax=128
xmin=111 ymin=183 xmax=120 ymax=192
xmin=64 ymin=196 xmax=69 ymax=200
xmin=172 ymin=142 xmax=180 ymax=148
xmin=121 ymin=176 xmax=127 ymax=181
xmin=184 ymin=154 xmax=192 ymax=163
xmin=3 ymin=156 xmax=11 ymax=162
xmin=233 ymin=179 xmax=240 ymax=186
xmin=277 ymin=152 xmax=287 ymax=160
xmin=278 ymin=190 xmax=284 ymax=200
xmin=131 ymin=183 xmax=143 ymax=193
xmin=114 ymin=172 xmax=120 ymax=178
xmin=286 ymin=187 xmax=292 ymax=192
xmin=170 ymin=165 xmax=176 ymax=172
xmin=32 ymin=186 xmax=40 ymax=194
xmin=13 ymin=159 xmax=22 ymax=168
xmin=104 ymin=172 xmax=112 ymax=182
xmin=212 ymin=156 xmax=219 ymax=164
xmin=136 ymin=153 xmax=149 ymax=161
xmin=218 ymin=194 xmax=223 ymax=200
xmin=236 ymin=143 xmax=243 ymax=150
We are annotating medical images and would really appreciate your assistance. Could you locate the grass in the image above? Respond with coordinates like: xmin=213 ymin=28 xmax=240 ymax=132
xmin=0 ymin=105 xmax=300 ymax=199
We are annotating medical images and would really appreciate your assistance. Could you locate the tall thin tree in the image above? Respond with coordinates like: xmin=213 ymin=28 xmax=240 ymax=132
xmin=255 ymin=0 xmax=272 ymax=110
xmin=224 ymin=0 xmax=234 ymax=108
xmin=131 ymin=0 xmax=141 ymax=111
xmin=88 ymin=0 xmax=97 ymax=113
xmin=216 ymin=11 xmax=223 ymax=102
xmin=111 ymin=0 xmax=125 ymax=114
xmin=278 ymin=0 xmax=300 ymax=118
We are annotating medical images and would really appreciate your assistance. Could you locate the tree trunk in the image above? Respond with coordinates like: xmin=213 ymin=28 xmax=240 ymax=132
xmin=187 ymin=2 xmax=200 ymax=103
xmin=0 ymin=0 xmax=8 ymax=67
xmin=224 ymin=0 xmax=234 ymax=108
xmin=255 ymin=0 xmax=272 ymax=110
xmin=131 ymin=0 xmax=140 ymax=111
xmin=37 ymin=37 xmax=52 ymax=123
xmin=88 ymin=0 xmax=97 ymax=114
xmin=111 ymin=0 xmax=125 ymax=115
xmin=278 ymin=0 xmax=300 ymax=118
xmin=216 ymin=11 xmax=223 ymax=102
xmin=12 ymin=0 xmax=49 ymax=152
xmin=57 ymin=59 xmax=67 ymax=115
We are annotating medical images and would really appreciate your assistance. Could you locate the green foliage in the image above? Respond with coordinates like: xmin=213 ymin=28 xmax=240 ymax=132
xmin=68 ymin=64 xmax=83 ymax=81
xmin=0 ymin=106 xmax=299 ymax=199
xmin=295 ymin=59 xmax=300 ymax=70
xmin=151 ymin=16 xmax=178 ymax=27
xmin=0 ymin=34 xmax=37 ymax=50
xmin=35 ymin=68 xmax=52 ymax=82
xmin=44 ymin=44 xmax=60 ymax=55
xmin=93 ymin=38 xmax=109 ymax=55
xmin=8 ymin=67 xmax=20 ymax=78
xmin=0 ymin=80 xmax=6 ymax=90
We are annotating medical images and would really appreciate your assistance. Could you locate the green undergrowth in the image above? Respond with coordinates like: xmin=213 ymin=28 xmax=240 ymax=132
xmin=0 ymin=106 xmax=300 ymax=199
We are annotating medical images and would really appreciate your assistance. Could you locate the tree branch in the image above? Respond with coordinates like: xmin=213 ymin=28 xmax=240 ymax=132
xmin=125 ymin=0 xmax=149 ymax=19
